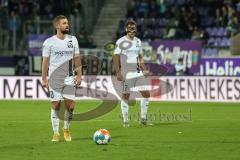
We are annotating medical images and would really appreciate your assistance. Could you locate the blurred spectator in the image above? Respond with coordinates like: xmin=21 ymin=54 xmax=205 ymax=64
xmin=158 ymin=0 xmax=167 ymax=16
xmin=126 ymin=0 xmax=137 ymax=12
xmin=201 ymin=29 xmax=209 ymax=45
xmin=19 ymin=0 xmax=33 ymax=19
xmin=8 ymin=0 xmax=19 ymax=13
xmin=39 ymin=0 xmax=54 ymax=19
xmin=227 ymin=12 xmax=239 ymax=36
xmin=138 ymin=0 xmax=149 ymax=17
xmin=1 ymin=0 xmax=98 ymax=54
xmin=70 ymin=0 xmax=85 ymax=35
xmin=215 ymin=8 xmax=224 ymax=27
xmin=221 ymin=6 xmax=228 ymax=26
xmin=53 ymin=0 xmax=70 ymax=15
xmin=189 ymin=6 xmax=200 ymax=28
xmin=119 ymin=0 xmax=240 ymax=41
xmin=191 ymin=27 xmax=202 ymax=40
xmin=117 ymin=20 xmax=125 ymax=37
xmin=148 ymin=0 xmax=158 ymax=17
xmin=0 ymin=0 xmax=8 ymax=7
xmin=14 ymin=56 xmax=29 ymax=75
xmin=87 ymin=36 xmax=97 ymax=49
xmin=0 ymin=3 xmax=9 ymax=50
xmin=114 ymin=31 xmax=121 ymax=42
xmin=178 ymin=7 xmax=192 ymax=39
xmin=77 ymin=27 xmax=96 ymax=48
xmin=8 ymin=10 xmax=21 ymax=50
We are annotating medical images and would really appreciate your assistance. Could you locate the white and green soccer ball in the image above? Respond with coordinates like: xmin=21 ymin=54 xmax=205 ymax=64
xmin=93 ymin=129 xmax=111 ymax=145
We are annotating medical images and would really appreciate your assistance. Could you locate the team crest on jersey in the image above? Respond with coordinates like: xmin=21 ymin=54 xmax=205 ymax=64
xmin=136 ymin=41 xmax=140 ymax=48
xmin=67 ymin=41 xmax=73 ymax=48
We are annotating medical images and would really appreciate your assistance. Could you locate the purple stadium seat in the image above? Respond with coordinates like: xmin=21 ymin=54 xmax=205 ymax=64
xmin=136 ymin=18 xmax=144 ymax=25
xmin=201 ymin=48 xmax=206 ymax=56
xmin=158 ymin=18 xmax=167 ymax=27
xmin=149 ymin=18 xmax=156 ymax=26
xmin=212 ymin=48 xmax=219 ymax=56
xmin=220 ymin=38 xmax=226 ymax=47
xmin=206 ymin=27 xmax=212 ymax=35
xmin=198 ymin=7 xmax=209 ymax=17
xmin=213 ymin=38 xmax=221 ymax=47
xmin=207 ymin=27 xmax=218 ymax=37
xmin=155 ymin=18 xmax=160 ymax=27
xmin=220 ymin=38 xmax=231 ymax=48
xmin=217 ymin=27 xmax=224 ymax=37
xmin=217 ymin=27 xmax=228 ymax=37
xmin=212 ymin=27 xmax=218 ymax=36
xmin=227 ymin=38 xmax=231 ymax=47
xmin=202 ymin=17 xmax=215 ymax=27
xmin=204 ymin=48 xmax=212 ymax=56
xmin=207 ymin=38 xmax=215 ymax=46
xmin=204 ymin=48 xmax=219 ymax=57
xmin=209 ymin=17 xmax=215 ymax=26
xmin=138 ymin=2 xmax=149 ymax=14
xmin=237 ymin=3 xmax=240 ymax=12
xmin=154 ymin=29 xmax=163 ymax=38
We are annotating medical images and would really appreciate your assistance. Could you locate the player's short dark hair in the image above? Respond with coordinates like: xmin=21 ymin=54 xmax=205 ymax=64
xmin=126 ymin=20 xmax=137 ymax=28
xmin=53 ymin=15 xmax=67 ymax=27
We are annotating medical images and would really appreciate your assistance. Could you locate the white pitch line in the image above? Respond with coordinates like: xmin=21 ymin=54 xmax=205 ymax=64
xmin=0 ymin=119 xmax=239 ymax=124
xmin=196 ymin=119 xmax=240 ymax=121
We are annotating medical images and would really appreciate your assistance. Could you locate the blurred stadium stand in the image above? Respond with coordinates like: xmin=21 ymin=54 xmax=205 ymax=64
xmin=92 ymin=0 xmax=128 ymax=48
xmin=116 ymin=0 xmax=240 ymax=57
xmin=0 ymin=0 xmax=240 ymax=76
xmin=0 ymin=0 xmax=104 ymax=55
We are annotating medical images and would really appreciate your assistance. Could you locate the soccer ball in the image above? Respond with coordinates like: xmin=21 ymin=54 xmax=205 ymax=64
xmin=93 ymin=129 xmax=111 ymax=145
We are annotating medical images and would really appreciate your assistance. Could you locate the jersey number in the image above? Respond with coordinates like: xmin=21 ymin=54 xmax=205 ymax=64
xmin=49 ymin=91 xmax=54 ymax=98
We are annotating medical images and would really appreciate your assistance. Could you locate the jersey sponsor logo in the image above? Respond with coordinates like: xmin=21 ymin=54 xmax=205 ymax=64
xmin=54 ymin=51 xmax=73 ymax=56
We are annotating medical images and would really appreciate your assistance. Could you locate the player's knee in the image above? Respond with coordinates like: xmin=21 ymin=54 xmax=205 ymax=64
xmin=122 ymin=94 xmax=130 ymax=101
xmin=64 ymin=99 xmax=75 ymax=110
xmin=51 ymin=101 xmax=61 ymax=110
xmin=69 ymin=102 xmax=75 ymax=111
xmin=141 ymin=91 xmax=150 ymax=98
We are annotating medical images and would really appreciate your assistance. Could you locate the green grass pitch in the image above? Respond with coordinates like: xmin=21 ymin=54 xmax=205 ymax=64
xmin=0 ymin=100 xmax=240 ymax=160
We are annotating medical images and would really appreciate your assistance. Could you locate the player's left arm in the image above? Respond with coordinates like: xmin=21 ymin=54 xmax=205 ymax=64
xmin=73 ymin=37 xmax=82 ymax=86
xmin=138 ymin=40 xmax=149 ymax=76
xmin=139 ymin=53 xmax=149 ymax=76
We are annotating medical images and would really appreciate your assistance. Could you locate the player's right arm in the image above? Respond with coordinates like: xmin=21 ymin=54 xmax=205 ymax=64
xmin=113 ymin=55 xmax=122 ymax=81
xmin=73 ymin=36 xmax=82 ymax=86
xmin=41 ymin=39 xmax=50 ymax=88
xmin=113 ymin=40 xmax=123 ymax=81
xmin=42 ymin=57 xmax=49 ymax=88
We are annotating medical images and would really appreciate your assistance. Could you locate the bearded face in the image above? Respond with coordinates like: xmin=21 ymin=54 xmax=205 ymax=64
xmin=126 ymin=24 xmax=137 ymax=38
xmin=56 ymin=18 xmax=69 ymax=34
xmin=60 ymin=27 xmax=69 ymax=34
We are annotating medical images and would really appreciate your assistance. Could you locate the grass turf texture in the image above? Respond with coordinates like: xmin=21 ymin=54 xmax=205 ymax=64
xmin=0 ymin=100 xmax=240 ymax=160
